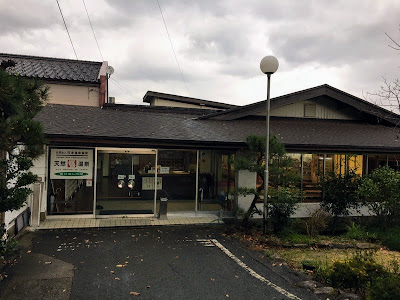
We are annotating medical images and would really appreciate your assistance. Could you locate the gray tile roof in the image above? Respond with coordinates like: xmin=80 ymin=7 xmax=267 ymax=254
xmin=34 ymin=104 xmax=400 ymax=152
xmin=0 ymin=53 xmax=102 ymax=83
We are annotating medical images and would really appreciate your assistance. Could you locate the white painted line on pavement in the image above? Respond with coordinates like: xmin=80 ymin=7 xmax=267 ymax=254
xmin=210 ymin=239 xmax=302 ymax=300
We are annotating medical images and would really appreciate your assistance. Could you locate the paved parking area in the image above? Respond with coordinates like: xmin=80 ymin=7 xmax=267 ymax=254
xmin=1 ymin=226 xmax=325 ymax=300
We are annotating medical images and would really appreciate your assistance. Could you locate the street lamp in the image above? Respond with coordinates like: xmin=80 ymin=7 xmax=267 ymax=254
xmin=260 ymin=55 xmax=279 ymax=234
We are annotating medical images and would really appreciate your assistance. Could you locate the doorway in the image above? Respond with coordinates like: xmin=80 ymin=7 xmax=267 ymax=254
xmin=95 ymin=148 xmax=157 ymax=216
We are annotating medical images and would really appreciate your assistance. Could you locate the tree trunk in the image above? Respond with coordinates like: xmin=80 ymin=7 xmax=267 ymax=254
xmin=242 ymin=185 xmax=264 ymax=229
xmin=0 ymin=149 xmax=6 ymax=226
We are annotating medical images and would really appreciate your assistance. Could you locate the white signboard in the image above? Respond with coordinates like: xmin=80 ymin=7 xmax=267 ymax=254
xmin=50 ymin=149 xmax=93 ymax=179
xmin=160 ymin=167 xmax=169 ymax=174
xmin=142 ymin=177 xmax=162 ymax=190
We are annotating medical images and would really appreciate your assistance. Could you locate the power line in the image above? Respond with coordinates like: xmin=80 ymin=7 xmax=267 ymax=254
xmin=156 ymin=0 xmax=190 ymax=96
xmin=56 ymin=0 xmax=78 ymax=60
xmin=109 ymin=77 xmax=142 ymax=102
xmin=82 ymin=0 xmax=104 ymax=61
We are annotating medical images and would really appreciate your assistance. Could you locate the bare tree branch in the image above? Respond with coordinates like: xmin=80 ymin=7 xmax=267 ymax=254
xmin=385 ymin=32 xmax=400 ymax=51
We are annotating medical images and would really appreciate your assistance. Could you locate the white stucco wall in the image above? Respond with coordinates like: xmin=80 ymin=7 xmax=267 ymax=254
xmin=3 ymin=149 xmax=48 ymax=231
xmin=237 ymin=169 xmax=257 ymax=211
xmin=30 ymin=150 xmax=48 ymax=214
xmin=46 ymin=83 xmax=100 ymax=107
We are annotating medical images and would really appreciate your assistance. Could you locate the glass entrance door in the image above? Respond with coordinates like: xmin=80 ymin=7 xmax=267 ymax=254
xmin=198 ymin=151 xmax=235 ymax=211
xmin=95 ymin=149 xmax=156 ymax=216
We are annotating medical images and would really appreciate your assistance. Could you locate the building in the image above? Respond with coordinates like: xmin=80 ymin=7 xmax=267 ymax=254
xmin=2 ymin=53 xmax=400 ymax=231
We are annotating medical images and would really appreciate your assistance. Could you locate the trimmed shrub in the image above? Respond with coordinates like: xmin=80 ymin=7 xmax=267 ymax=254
xmin=268 ymin=187 xmax=300 ymax=233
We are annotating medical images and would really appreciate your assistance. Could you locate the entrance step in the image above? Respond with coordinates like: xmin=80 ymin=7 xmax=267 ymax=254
xmin=35 ymin=216 xmax=223 ymax=230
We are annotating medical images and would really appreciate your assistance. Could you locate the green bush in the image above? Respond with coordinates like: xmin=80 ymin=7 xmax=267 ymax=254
xmin=368 ymin=273 xmax=400 ymax=300
xmin=268 ymin=187 xmax=300 ymax=233
xmin=0 ymin=224 xmax=18 ymax=258
xmin=345 ymin=222 xmax=377 ymax=241
xmin=328 ymin=251 xmax=385 ymax=296
xmin=358 ymin=166 xmax=400 ymax=227
xmin=320 ymin=170 xmax=360 ymax=217
xmin=371 ymin=226 xmax=400 ymax=251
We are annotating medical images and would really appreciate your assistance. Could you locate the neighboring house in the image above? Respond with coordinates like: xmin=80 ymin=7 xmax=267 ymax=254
xmin=0 ymin=53 xmax=109 ymax=233
xmin=2 ymin=53 xmax=400 ymax=231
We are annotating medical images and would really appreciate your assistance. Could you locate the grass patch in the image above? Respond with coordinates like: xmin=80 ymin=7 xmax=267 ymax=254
xmin=272 ymin=248 xmax=400 ymax=273
xmin=278 ymin=232 xmax=313 ymax=244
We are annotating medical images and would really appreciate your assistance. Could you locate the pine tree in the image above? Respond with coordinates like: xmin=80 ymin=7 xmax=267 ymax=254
xmin=0 ymin=60 xmax=49 ymax=220
xmin=234 ymin=135 xmax=301 ymax=231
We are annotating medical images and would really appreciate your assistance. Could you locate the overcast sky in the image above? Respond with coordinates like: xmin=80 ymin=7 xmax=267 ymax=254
xmin=1 ymin=0 xmax=399 ymax=108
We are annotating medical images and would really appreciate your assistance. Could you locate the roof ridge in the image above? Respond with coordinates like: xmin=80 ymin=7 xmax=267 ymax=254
xmin=143 ymin=90 xmax=237 ymax=109
xmin=196 ymin=84 xmax=329 ymax=120
xmin=196 ymin=84 xmax=400 ymax=123
xmin=0 ymin=53 xmax=102 ymax=64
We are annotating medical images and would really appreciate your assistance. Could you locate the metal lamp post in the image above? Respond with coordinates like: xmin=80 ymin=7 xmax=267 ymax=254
xmin=260 ymin=55 xmax=279 ymax=234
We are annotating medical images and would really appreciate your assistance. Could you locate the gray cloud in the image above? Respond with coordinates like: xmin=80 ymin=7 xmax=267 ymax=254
xmin=0 ymin=0 xmax=399 ymax=106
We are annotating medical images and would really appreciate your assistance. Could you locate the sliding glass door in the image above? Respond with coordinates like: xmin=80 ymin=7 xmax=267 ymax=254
xmin=95 ymin=149 xmax=157 ymax=216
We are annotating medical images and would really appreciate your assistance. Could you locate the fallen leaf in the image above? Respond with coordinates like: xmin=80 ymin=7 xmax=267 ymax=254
xmin=27 ymin=250 xmax=31 ymax=253
xmin=210 ymin=278 xmax=215 ymax=282
xmin=140 ymin=259 xmax=143 ymax=262
xmin=63 ymin=289 xmax=66 ymax=292
xmin=272 ymin=263 xmax=276 ymax=266
xmin=116 ymin=264 xmax=124 ymax=267
xmin=130 ymin=292 xmax=140 ymax=296
xmin=226 ymin=295 xmax=230 ymax=298
xmin=73 ymin=237 xmax=77 ymax=240
xmin=115 ymin=277 xmax=120 ymax=280
xmin=111 ymin=271 xmax=115 ymax=274
xmin=45 ymin=261 xmax=52 ymax=265
xmin=146 ymin=285 xmax=150 ymax=288
xmin=125 ymin=261 xmax=129 ymax=264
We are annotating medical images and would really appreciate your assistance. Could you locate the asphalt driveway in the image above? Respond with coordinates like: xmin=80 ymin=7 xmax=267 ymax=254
xmin=1 ymin=226 xmax=326 ymax=300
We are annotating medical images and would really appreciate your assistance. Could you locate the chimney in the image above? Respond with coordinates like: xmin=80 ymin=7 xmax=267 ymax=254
xmin=99 ymin=75 xmax=106 ymax=107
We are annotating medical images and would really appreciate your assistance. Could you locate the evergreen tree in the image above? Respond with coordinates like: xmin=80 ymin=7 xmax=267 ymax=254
xmin=0 ymin=60 xmax=48 ymax=218
xmin=234 ymin=135 xmax=301 ymax=231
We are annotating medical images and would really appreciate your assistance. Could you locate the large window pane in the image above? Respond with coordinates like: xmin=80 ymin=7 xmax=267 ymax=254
xmin=198 ymin=151 xmax=235 ymax=211
xmin=157 ymin=150 xmax=197 ymax=212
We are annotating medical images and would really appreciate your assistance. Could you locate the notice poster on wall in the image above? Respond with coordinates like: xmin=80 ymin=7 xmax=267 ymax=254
xmin=50 ymin=149 xmax=93 ymax=179
xmin=142 ymin=177 xmax=162 ymax=190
